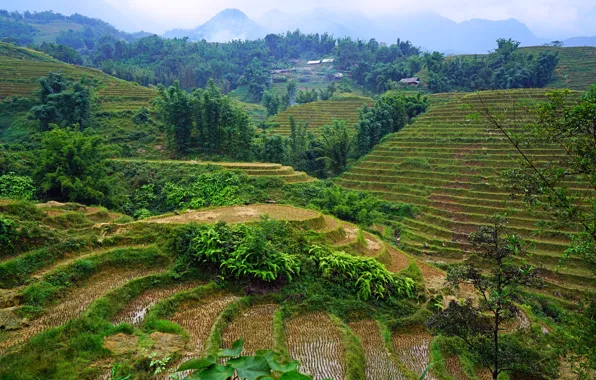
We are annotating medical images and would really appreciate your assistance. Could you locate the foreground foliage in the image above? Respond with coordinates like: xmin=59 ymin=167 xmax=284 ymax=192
xmin=177 ymin=339 xmax=312 ymax=380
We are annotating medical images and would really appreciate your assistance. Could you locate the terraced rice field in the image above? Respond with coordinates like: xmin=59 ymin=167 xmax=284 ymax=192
xmin=337 ymin=88 xmax=595 ymax=297
xmin=0 ymin=201 xmax=453 ymax=378
xmin=143 ymin=204 xmax=323 ymax=225
xmin=0 ymin=42 xmax=156 ymax=111
xmin=349 ymin=320 xmax=406 ymax=380
xmin=221 ymin=304 xmax=278 ymax=355
xmin=521 ymin=46 xmax=596 ymax=91
xmin=391 ymin=326 xmax=436 ymax=380
xmin=0 ymin=267 xmax=163 ymax=356
xmin=268 ymin=96 xmax=372 ymax=136
xmin=112 ymin=282 xmax=204 ymax=326
xmin=113 ymin=158 xmax=314 ymax=183
xmin=286 ymin=312 xmax=346 ymax=380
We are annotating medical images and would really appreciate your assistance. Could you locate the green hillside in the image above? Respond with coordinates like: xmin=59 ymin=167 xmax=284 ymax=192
xmin=521 ymin=46 xmax=596 ymax=91
xmin=336 ymin=88 xmax=594 ymax=299
xmin=267 ymin=95 xmax=372 ymax=136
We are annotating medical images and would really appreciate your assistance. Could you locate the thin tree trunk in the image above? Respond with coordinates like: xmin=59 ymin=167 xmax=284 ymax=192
xmin=493 ymin=308 xmax=500 ymax=380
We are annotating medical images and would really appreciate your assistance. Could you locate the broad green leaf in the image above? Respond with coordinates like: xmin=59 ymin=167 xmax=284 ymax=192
xmin=219 ymin=338 xmax=244 ymax=357
xmin=279 ymin=370 xmax=312 ymax=380
xmin=269 ymin=359 xmax=299 ymax=373
xmin=196 ymin=364 xmax=235 ymax=380
xmin=255 ymin=349 xmax=276 ymax=361
xmin=177 ymin=358 xmax=215 ymax=371
xmin=227 ymin=355 xmax=271 ymax=380
xmin=419 ymin=361 xmax=437 ymax=380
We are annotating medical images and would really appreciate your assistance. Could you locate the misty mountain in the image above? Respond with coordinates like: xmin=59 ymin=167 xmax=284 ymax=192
xmin=315 ymin=11 xmax=546 ymax=53
xmin=164 ymin=9 xmax=264 ymax=42
xmin=564 ymin=36 xmax=596 ymax=47
xmin=170 ymin=8 xmax=548 ymax=53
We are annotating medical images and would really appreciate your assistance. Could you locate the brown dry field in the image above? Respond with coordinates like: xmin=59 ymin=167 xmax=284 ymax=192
xmin=349 ymin=320 xmax=407 ymax=380
xmin=142 ymin=204 xmax=320 ymax=225
xmin=0 ymin=268 xmax=164 ymax=356
xmin=221 ymin=304 xmax=278 ymax=355
xmin=391 ymin=326 xmax=437 ymax=380
xmin=286 ymin=312 xmax=345 ymax=380
xmin=112 ymin=281 xmax=205 ymax=326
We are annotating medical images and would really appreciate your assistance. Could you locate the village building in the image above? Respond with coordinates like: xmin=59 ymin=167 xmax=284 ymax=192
xmin=399 ymin=77 xmax=420 ymax=85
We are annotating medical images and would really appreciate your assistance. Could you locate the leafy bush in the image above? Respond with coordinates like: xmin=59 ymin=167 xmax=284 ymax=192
xmin=0 ymin=216 xmax=18 ymax=250
xmin=162 ymin=171 xmax=246 ymax=210
xmin=309 ymin=245 xmax=415 ymax=300
xmin=285 ymin=181 xmax=416 ymax=226
xmin=173 ymin=220 xmax=302 ymax=283
xmin=169 ymin=220 xmax=416 ymax=301
xmin=0 ymin=173 xmax=35 ymax=200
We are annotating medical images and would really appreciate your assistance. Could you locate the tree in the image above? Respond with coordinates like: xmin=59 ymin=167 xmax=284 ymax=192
xmin=155 ymin=81 xmax=193 ymax=154
xmin=356 ymin=91 xmax=428 ymax=155
xmin=318 ymin=82 xmax=336 ymax=101
xmin=286 ymin=79 xmax=297 ymax=101
xmin=262 ymin=90 xmax=281 ymax=116
xmin=295 ymin=89 xmax=318 ymax=104
xmin=244 ymin=57 xmax=269 ymax=102
xmin=426 ymin=215 xmax=546 ymax=379
xmin=480 ymin=87 xmax=596 ymax=275
xmin=34 ymin=129 xmax=122 ymax=207
xmin=28 ymin=73 xmax=92 ymax=131
xmin=479 ymin=87 xmax=596 ymax=375
xmin=314 ymin=120 xmax=355 ymax=176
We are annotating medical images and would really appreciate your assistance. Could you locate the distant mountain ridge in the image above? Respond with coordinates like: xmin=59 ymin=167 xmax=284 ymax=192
xmin=167 ymin=8 xmax=557 ymax=53
xmin=2 ymin=5 xmax=596 ymax=53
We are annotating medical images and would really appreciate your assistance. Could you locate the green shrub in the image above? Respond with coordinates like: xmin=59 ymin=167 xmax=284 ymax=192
xmin=0 ymin=172 xmax=35 ymax=200
xmin=309 ymin=245 xmax=416 ymax=300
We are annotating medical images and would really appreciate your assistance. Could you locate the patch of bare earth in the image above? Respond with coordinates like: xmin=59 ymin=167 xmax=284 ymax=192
xmin=349 ymin=320 xmax=407 ymax=380
xmin=386 ymin=247 xmax=411 ymax=273
xmin=0 ymin=267 xmax=163 ymax=356
xmin=143 ymin=205 xmax=320 ymax=225
xmin=221 ymin=304 xmax=277 ymax=355
xmin=286 ymin=312 xmax=345 ymax=380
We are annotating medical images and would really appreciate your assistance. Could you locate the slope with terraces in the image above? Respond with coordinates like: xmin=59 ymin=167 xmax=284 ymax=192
xmin=336 ymin=89 xmax=594 ymax=298
xmin=112 ymin=158 xmax=315 ymax=183
xmin=0 ymin=199 xmax=472 ymax=379
xmin=267 ymin=95 xmax=372 ymax=136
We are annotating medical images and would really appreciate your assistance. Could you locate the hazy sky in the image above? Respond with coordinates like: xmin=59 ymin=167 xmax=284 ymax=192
xmin=104 ymin=0 xmax=596 ymax=38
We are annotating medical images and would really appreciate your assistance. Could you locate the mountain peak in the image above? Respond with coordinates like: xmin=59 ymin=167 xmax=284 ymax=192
xmin=212 ymin=8 xmax=249 ymax=21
